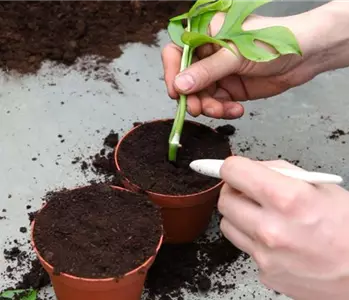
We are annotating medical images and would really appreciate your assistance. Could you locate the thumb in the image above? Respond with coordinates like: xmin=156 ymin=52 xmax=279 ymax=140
xmin=174 ymin=47 xmax=243 ymax=94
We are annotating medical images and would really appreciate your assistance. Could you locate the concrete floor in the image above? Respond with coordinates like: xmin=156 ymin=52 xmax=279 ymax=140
xmin=1 ymin=1 xmax=349 ymax=299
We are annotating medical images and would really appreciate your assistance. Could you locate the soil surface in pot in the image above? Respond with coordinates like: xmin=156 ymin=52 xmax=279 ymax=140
xmin=0 ymin=1 xmax=191 ymax=73
xmin=117 ymin=120 xmax=232 ymax=195
xmin=33 ymin=184 xmax=162 ymax=278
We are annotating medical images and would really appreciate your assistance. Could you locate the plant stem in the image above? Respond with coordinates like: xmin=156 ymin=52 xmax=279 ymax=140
xmin=168 ymin=21 xmax=192 ymax=162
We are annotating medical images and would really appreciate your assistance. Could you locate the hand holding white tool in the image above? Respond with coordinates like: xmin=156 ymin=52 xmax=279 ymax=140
xmin=190 ymin=159 xmax=343 ymax=184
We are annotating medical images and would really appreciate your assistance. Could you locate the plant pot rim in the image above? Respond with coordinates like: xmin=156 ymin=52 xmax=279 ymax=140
xmin=31 ymin=184 xmax=164 ymax=282
xmin=114 ymin=118 xmax=225 ymax=199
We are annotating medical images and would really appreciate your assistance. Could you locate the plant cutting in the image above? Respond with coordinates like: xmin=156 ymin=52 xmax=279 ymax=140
xmin=114 ymin=0 xmax=301 ymax=244
xmin=167 ymin=0 xmax=302 ymax=161
xmin=114 ymin=119 xmax=232 ymax=244
xmin=31 ymin=184 xmax=163 ymax=300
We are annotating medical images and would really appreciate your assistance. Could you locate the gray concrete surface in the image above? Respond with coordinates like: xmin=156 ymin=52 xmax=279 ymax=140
xmin=1 ymin=1 xmax=349 ymax=299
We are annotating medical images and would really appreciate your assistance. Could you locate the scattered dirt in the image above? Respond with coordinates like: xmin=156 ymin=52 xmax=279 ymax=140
xmin=103 ymin=130 xmax=119 ymax=148
xmin=0 ymin=1 xmax=191 ymax=74
xmin=215 ymin=124 xmax=236 ymax=136
xmin=144 ymin=216 xmax=248 ymax=299
xmin=78 ymin=130 xmax=124 ymax=186
xmin=117 ymin=120 xmax=232 ymax=195
xmin=1 ymin=242 xmax=50 ymax=293
xmin=328 ymin=129 xmax=348 ymax=140
xmin=33 ymin=184 xmax=162 ymax=278
xmin=16 ymin=259 xmax=50 ymax=290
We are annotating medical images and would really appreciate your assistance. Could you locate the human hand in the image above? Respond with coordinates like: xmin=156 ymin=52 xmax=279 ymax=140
xmin=218 ymin=157 xmax=349 ymax=300
xmin=162 ymin=1 xmax=349 ymax=119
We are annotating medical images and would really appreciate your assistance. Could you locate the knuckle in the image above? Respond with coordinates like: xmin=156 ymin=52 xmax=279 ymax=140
xmin=276 ymin=187 xmax=302 ymax=214
xmin=195 ymin=61 xmax=212 ymax=87
xmin=255 ymin=222 xmax=284 ymax=248
xmin=217 ymin=185 xmax=229 ymax=215
xmin=161 ymin=43 xmax=171 ymax=58
xmin=261 ymin=182 xmax=301 ymax=215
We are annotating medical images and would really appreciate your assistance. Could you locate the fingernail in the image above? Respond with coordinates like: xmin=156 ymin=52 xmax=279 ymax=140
xmin=229 ymin=107 xmax=242 ymax=118
xmin=205 ymin=107 xmax=215 ymax=116
xmin=175 ymin=73 xmax=195 ymax=92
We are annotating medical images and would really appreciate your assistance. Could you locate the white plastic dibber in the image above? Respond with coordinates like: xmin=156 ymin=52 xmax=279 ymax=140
xmin=189 ymin=159 xmax=343 ymax=185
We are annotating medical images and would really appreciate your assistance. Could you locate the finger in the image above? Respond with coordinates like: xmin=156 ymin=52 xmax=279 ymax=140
xmin=186 ymin=82 xmax=217 ymax=117
xmin=186 ymin=94 xmax=202 ymax=117
xmin=218 ymin=184 xmax=262 ymax=240
xmin=220 ymin=156 xmax=313 ymax=211
xmin=211 ymin=88 xmax=245 ymax=119
xmin=221 ymin=101 xmax=245 ymax=119
xmin=196 ymin=43 xmax=214 ymax=60
xmin=220 ymin=218 xmax=254 ymax=255
xmin=257 ymin=160 xmax=304 ymax=171
xmin=162 ymin=43 xmax=182 ymax=99
xmin=199 ymin=90 xmax=224 ymax=118
xmin=220 ymin=74 xmax=294 ymax=101
xmin=174 ymin=47 xmax=243 ymax=95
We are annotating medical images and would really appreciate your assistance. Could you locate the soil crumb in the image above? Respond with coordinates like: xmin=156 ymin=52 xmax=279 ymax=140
xmin=33 ymin=184 xmax=162 ymax=278
xmin=215 ymin=124 xmax=236 ymax=136
xmin=0 ymin=1 xmax=191 ymax=74
xmin=117 ymin=120 xmax=232 ymax=195
xmin=328 ymin=129 xmax=348 ymax=140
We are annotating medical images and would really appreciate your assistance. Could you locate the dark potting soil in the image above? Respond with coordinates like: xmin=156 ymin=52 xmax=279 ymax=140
xmin=78 ymin=130 xmax=124 ymax=186
xmin=215 ymin=124 xmax=236 ymax=136
xmin=1 ymin=241 xmax=50 ymax=293
xmin=0 ymin=1 xmax=192 ymax=73
xmin=16 ymin=258 xmax=50 ymax=290
xmin=144 ymin=229 xmax=248 ymax=299
xmin=328 ymin=129 xmax=348 ymax=140
xmin=33 ymin=184 xmax=162 ymax=278
xmin=117 ymin=120 xmax=232 ymax=195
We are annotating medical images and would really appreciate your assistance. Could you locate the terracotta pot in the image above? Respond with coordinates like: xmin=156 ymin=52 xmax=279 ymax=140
xmin=115 ymin=119 xmax=230 ymax=244
xmin=31 ymin=185 xmax=163 ymax=300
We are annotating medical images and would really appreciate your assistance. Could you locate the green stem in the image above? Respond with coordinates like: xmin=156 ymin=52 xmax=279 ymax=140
xmin=168 ymin=21 xmax=193 ymax=162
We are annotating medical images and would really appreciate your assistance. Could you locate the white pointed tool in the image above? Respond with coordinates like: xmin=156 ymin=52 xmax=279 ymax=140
xmin=189 ymin=159 xmax=343 ymax=184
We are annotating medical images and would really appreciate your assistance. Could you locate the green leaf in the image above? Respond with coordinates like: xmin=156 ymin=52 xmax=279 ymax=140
xmin=230 ymin=35 xmax=278 ymax=61
xmin=247 ymin=26 xmax=302 ymax=56
xmin=191 ymin=11 xmax=216 ymax=35
xmin=189 ymin=0 xmax=232 ymax=18
xmin=212 ymin=0 xmax=301 ymax=61
xmin=0 ymin=289 xmax=37 ymax=300
xmin=170 ymin=12 xmax=188 ymax=21
xmin=181 ymin=31 xmax=236 ymax=55
xmin=216 ymin=0 xmax=272 ymax=37
xmin=198 ymin=11 xmax=216 ymax=35
xmin=191 ymin=15 xmax=202 ymax=32
xmin=168 ymin=20 xmax=185 ymax=47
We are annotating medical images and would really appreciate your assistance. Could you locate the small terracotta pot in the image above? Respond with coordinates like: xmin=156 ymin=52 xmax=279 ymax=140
xmin=115 ymin=119 xmax=230 ymax=244
xmin=31 ymin=186 xmax=163 ymax=300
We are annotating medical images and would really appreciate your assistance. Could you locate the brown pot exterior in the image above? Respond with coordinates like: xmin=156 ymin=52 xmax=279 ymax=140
xmin=31 ymin=186 xmax=163 ymax=300
xmin=115 ymin=119 xmax=227 ymax=244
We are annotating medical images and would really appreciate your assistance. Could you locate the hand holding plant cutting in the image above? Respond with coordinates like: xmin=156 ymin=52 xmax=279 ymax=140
xmin=166 ymin=0 xmax=304 ymax=161
xmin=163 ymin=0 xmax=349 ymax=122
